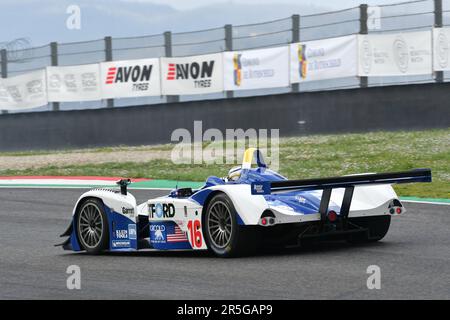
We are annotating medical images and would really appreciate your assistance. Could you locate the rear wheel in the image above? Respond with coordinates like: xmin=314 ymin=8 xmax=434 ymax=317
xmin=204 ymin=193 xmax=258 ymax=257
xmin=347 ymin=215 xmax=391 ymax=244
xmin=76 ymin=198 xmax=109 ymax=254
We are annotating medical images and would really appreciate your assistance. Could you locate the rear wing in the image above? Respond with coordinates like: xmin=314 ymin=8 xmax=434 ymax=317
xmin=251 ymin=169 xmax=432 ymax=195
xmin=251 ymin=168 xmax=431 ymax=222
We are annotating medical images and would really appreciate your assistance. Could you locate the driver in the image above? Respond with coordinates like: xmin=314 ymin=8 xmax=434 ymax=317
xmin=225 ymin=166 xmax=242 ymax=182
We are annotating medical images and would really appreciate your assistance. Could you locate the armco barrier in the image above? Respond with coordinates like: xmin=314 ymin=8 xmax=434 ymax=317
xmin=0 ymin=82 xmax=449 ymax=151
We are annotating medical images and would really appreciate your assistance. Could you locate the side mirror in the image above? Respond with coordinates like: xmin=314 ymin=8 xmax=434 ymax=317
xmin=116 ymin=179 xmax=131 ymax=195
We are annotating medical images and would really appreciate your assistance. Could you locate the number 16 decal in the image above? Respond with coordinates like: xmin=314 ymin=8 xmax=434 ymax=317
xmin=187 ymin=220 xmax=203 ymax=248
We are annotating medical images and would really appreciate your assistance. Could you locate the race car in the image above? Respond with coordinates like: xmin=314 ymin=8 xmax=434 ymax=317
xmin=58 ymin=148 xmax=432 ymax=257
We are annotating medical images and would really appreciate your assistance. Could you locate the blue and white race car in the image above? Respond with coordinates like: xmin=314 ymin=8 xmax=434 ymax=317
xmin=58 ymin=148 xmax=432 ymax=257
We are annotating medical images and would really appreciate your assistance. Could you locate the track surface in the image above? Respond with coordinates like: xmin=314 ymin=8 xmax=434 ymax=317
xmin=0 ymin=188 xmax=449 ymax=300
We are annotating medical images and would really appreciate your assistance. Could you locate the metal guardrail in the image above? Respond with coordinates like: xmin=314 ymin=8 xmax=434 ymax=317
xmin=0 ymin=0 xmax=447 ymax=114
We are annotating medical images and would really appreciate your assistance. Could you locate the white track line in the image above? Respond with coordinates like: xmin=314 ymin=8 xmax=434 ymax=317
xmin=401 ymin=200 xmax=450 ymax=206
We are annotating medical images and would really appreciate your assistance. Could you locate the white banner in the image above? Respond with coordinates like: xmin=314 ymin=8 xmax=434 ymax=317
xmin=358 ymin=31 xmax=432 ymax=76
xmin=101 ymin=58 xmax=161 ymax=99
xmin=161 ymin=53 xmax=223 ymax=95
xmin=224 ymin=46 xmax=289 ymax=91
xmin=433 ymin=27 xmax=450 ymax=71
xmin=290 ymin=35 xmax=358 ymax=83
xmin=0 ymin=70 xmax=47 ymax=110
xmin=47 ymin=64 xmax=101 ymax=102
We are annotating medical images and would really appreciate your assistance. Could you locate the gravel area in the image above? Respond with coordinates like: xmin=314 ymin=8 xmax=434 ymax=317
xmin=0 ymin=149 xmax=171 ymax=171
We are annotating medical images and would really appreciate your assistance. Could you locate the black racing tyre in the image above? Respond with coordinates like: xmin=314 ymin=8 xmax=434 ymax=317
xmin=203 ymin=193 xmax=259 ymax=258
xmin=347 ymin=215 xmax=391 ymax=244
xmin=76 ymin=198 xmax=109 ymax=254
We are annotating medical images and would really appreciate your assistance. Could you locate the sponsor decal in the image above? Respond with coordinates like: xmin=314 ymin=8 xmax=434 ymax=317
xmin=149 ymin=203 xmax=176 ymax=218
xmin=150 ymin=224 xmax=166 ymax=243
xmin=298 ymin=44 xmax=307 ymax=79
xmin=111 ymin=240 xmax=131 ymax=248
xmin=358 ymin=32 xmax=431 ymax=76
xmin=81 ymin=72 xmax=98 ymax=91
xmin=167 ymin=224 xmax=189 ymax=243
xmin=115 ymin=229 xmax=128 ymax=239
xmin=161 ymin=53 xmax=223 ymax=95
xmin=436 ymin=30 xmax=449 ymax=69
xmin=65 ymin=74 xmax=77 ymax=90
xmin=105 ymin=64 xmax=153 ymax=92
xmin=100 ymin=59 xmax=160 ymax=98
xmin=46 ymin=64 xmax=101 ymax=102
xmin=291 ymin=35 xmax=358 ymax=83
xmin=240 ymin=56 xmax=274 ymax=81
xmin=224 ymin=47 xmax=289 ymax=90
xmin=0 ymin=69 xmax=47 ymax=109
xmin=360 ymin=38 xmax=372 ymax=75
xmin=7 ymin=85 xmax=22 ymax=102
xmin=26 ymin=80 xmax=44 ymax=94
xmin=393 ymin=35 xmax=409 ymax=73
xmin=251 ymin=182 xmax=271 ymax=195
xmin=122 ymin=207 xmax=135 ymax=217
xmin=48 ymin=74 xmax=61 ymax=89
xmin=165 ymin=60 xmax=215 ymax=88
xmin=296 ymin=195 xmax=306 ymax=204
xmin=233 ymin=53 xmax=242 ymax=86
xmin=128 ymin=224 xmax=137 ymax=240
xmin=253 ymin=184 xmax=265 ymax=194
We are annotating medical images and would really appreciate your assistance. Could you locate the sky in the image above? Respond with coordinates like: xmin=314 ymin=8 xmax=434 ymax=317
xmin=0 ymin=0 xmax=420 ymax=48
xmin=119 ymin=0 xmax=404 ymax=10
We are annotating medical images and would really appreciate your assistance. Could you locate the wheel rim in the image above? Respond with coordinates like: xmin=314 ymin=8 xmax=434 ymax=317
xmin=207 ymin=201 xmax=232 ymax=248
xmin=78 ymin=203 xmax=103 ymax=249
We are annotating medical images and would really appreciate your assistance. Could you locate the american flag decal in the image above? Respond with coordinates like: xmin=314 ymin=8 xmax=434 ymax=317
xmin=167 ymin=224 xmax=188 ymax=243
xmin=167 ymin=63 xmax=176 ymax=80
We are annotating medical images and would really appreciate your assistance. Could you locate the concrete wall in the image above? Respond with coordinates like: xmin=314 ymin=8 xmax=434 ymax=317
xmin=0 ymin=82 xmax=449 ymax=151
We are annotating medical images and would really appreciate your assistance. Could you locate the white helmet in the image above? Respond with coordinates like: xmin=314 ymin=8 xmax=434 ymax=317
xmin=227 ymin=166 xmax=242 ymax=181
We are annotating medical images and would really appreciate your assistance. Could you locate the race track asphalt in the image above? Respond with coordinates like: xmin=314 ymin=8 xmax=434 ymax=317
xmin=0 ymin=188 xmax=449 ymax=300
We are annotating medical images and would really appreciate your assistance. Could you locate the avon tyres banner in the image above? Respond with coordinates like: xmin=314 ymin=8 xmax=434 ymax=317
xmin=433 ymin=27 xmax=450 ymax=71
xmin=290 ymin=35 xmax=358 ymax=83
xmin=161 ymin=53 xmax=223 ymax=95
xmin=101 ymin=58 xmax=161 ymax=98
xmin=0 ymin=69 xmax=47 ymax=110
xmin=223 ymin=46 xmax=289 ymax=91
xmin=358 ymin=31 xmax=432 ymax=76
xmin=46 ymin=64 xmax=101 ymax=102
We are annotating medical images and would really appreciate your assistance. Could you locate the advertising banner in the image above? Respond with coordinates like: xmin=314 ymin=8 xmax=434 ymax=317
xmin=290 ymin=35 xmax=358 ymax=83
xmin=223 ymin=46 xmax=289 ymax=90
xmin=0 ymin=80 xmax=12 ymax=109
xmin=100 ymin=58 xmax=161 ymax=98
xmin=0 ymin=69 xmax=47 ymax=110
xmin=433 ymin=27 xmax=450 ymax=71
xmin=358 ymin=31 xmax=432 ymax=76
xmin=47 ymin=64 xmax=101 ymax=102
xmin=161 ymin=53 xmax=223 ymax=95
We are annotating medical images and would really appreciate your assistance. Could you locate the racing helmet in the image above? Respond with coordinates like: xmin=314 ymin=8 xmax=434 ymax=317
xmin=227 ymin=166 xmax=242 ymax=181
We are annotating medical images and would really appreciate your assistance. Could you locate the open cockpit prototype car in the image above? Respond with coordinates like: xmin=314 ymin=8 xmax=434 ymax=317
xmin=58 ymin=148 xmax=432 ymax=257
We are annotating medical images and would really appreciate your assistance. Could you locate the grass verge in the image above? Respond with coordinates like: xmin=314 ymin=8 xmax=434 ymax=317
xmin=0 ymin=129 xmax=448 ymax=198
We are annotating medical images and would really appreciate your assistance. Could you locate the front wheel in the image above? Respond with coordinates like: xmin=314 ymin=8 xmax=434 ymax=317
xmin=203 ymin=193 xmax=258 ymax=257
xmin=76 ymin=198 xmax=109 ymax=254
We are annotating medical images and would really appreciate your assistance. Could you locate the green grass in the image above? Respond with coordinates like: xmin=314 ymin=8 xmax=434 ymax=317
xmin=0 ymin=129 xmax=448 ymax=198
